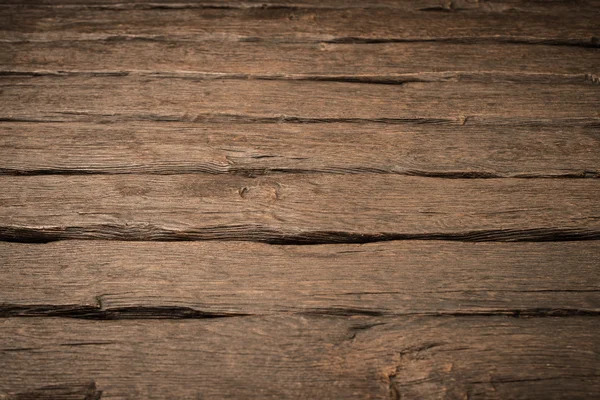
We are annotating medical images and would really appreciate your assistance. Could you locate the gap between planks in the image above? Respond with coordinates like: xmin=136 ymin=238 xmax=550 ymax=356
xmin=0 ymin=71 xmax=599 ymax=86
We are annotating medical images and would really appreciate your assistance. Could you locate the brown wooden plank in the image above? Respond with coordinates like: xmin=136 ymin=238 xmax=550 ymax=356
xmin=0 ymin=76 xmax=598 ymax=124
xmin=0 ymin=175 xmax=599 ymax=242
xmin=2 ymin=41 xmax=599 ymax=84
xmin=0 ymin=316 xmax=598 ymax=399
xmin=1 ymin=122 xmax=599 ymax=178
xmin=2 ymin=0 xmax=599 ymax=13
xmin=1 ymin=241 xmax=599 ymax=315
xmin=0 ymin=5 xmax=597 ymax=46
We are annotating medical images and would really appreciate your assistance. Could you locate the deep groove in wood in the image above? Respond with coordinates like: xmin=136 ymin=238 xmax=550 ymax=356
xmin=1 ymin=70 xmax=598 ymax=85
xmin=2 ymin=303 xmax=599 ymax=319
xmin=4 ymin=36 xmax=598 ymax=48
xmin=325 ymin=36 xmax=600 ymax=48
xmin=1 ymin=168 xmax=597 ymax=179
xmin=2 ymin=115 xmax=599 ymax=127
xmin=1 ymin=225 xmax=599 ymax=244
xmin=0 ymin=304 xmax=249 ymax=319
xmin=0 ymin=115 xmax=457 ymax=124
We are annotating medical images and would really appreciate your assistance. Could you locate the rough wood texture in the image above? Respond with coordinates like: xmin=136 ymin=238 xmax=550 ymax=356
xmin=3 ymin=42 xmax=599 ymax=83
xmin=1 ymin=175 xmax=599 ymax=242
xmin=2 ymin=241 xmax=599 ymax=316
xmin=1 ymin=3 xmax=598 ymax=46
xmin=1 ymin=76 xmax=599 ymax=124
xmin=1 ymin=316 xmax=598 ymax=399
xmin=1 ymin=122 xmax=598 ymax=177
xmin=3 ymin=0 xmax=599 ymax=12
xmin=0 ymin=382 xmax=101 ymax=400
xmin=1 ymin=0 xmax=599 ymax=398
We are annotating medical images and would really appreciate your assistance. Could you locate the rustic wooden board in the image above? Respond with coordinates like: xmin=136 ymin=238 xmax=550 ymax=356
xmin=3 ymin=0 xmax=600 ymax=13
xmin=3 ymin=41 xmax=599 ymax=84
xmin=1 ymin=175 xmax=599 ymax=242
xmin=1 ymin=4 xmax=598 ymax=46
xmin=1 ymin=76 xmax=598 ymax=124
xmin=1 ymin=0 xmax=599 ymax=398
xmin=1 ymin=316 xmax=598 ymax=399
xmin=1 ymin=122 xmax=598 ymax=177
xmin=1 ymin=241 xmax=599 ymax=316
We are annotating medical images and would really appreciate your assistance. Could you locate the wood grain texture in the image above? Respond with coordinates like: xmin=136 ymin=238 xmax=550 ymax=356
xmin=0 ymin=175 xmax=599 ymax=242
xmin=1 ymin=316 xmax=598 ymax=399
xmin=1 ymin=0 xmax=599 ymax=398
xmin=1 ymin=241 xmax=599 ymax=316
xmin=0 ymin=4 xmax=598 ymax=46
xmin=2 ymin=0 xmax=600 ymax=13
xmin=1 ymin=122 xmax=598 ymax=177
xmin=0 ymin=382 xmax=101 ymax=400
xmin=3 ymin=41 xmax=599 ymax=85
xmin=1 ymin=76 xmax=598 ymax=124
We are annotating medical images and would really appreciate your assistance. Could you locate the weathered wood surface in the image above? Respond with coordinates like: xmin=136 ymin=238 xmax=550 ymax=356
xmin=1 ymin=0 xmax=599 ymax=398
xmin=1 ymin=316 xmax=598 ymax=399
xmin=1 ymin=76 xmax=599 ymax=123
xmin=1 ymin=2 xmax=598 ymax=46
xmin=1 ymin=122 xmax=598 ymax=177
xmin=2 ymin=241 xmax=599 ymax=316
xmin=4 ymin=42 xmax=599 ymax=84
xmin=0 ymin=382 xmax=101 ymax=400
xmin=2 ymin=0 xmax=599 ymax=12
xmin=1 ymin=175 xmax=599 ymax=242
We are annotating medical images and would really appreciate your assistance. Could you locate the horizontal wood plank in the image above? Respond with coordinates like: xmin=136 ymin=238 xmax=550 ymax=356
xmin=0 ymin=5 xmax=598 ymax=46
xmin=1 ymin=316 xmax=598 ymax=399
xmin=1 ymin=241 xmax=599 ymax=315
xmin=2 ymin=0 xmax=600 ymax=13
xmin=1 ymin=76 xmax=598 ymax=124
xmin=3 ymin=41 xmax=599 ymax=84
xmin=1 ymin=122 xmax=599 ymax=177
xmin=0 ymin=175 xmax=599 ymax=242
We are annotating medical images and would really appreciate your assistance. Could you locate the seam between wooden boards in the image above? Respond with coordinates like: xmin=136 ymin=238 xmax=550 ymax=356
xmin=2 ymin=225 xmax=600 ymax=244
xmin=1 ymin=305 xmax=599 ymax=319
xmin=1 ymin=70 xmax=599 ymax=86
xmin=3 ymin=36 xmax=598 ymax=48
